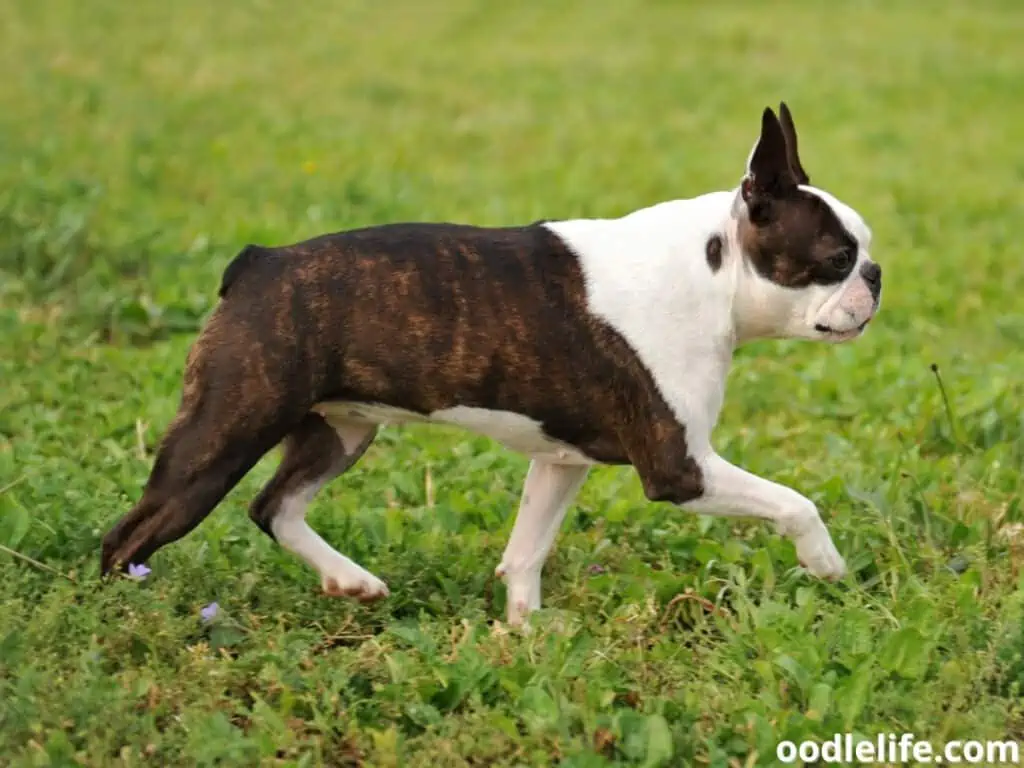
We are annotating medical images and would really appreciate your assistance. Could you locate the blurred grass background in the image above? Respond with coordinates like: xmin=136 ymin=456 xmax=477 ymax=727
xmin=1 ymin=1 xmax=1022 ymax=766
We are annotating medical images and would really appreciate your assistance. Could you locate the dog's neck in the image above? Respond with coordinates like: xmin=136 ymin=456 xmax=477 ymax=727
xmin=644 ymin=186 xmax=791 ymax=347
xmin=722 ymin=187 xmax=794 ymax=345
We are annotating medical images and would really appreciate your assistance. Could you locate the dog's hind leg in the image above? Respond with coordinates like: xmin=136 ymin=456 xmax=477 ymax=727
xmin=495 ymin=460 xmax=590 ymax=625
xmin=248 ymin=414 xmax=387 ymax=602
xmin=100 ymin=391 xmax=298 ymax=576
xmin=101 ymin=311 xmax=308 ymax=575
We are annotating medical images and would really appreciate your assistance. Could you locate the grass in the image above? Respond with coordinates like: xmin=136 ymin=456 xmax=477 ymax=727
xmin=1 ymin=0 xmax=1023 ymax=765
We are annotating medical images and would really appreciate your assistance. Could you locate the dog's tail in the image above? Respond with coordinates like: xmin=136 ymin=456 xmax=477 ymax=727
xmin=219 ymin=244 xmax=270 ymax=298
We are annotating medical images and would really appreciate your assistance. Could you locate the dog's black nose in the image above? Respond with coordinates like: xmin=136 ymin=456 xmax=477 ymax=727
xmin=861 ymin=261 xmax=881 ymax=284
xmin=861 ymin=261 xmax=882 ymax=301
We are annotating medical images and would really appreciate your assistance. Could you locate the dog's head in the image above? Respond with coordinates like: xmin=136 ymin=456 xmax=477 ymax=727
xmin=731 ymin=103 xmax=881 ymax=344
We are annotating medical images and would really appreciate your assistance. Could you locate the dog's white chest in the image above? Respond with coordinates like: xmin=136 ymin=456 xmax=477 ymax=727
xmin=311 ymin=402 xmax=594 ymax=465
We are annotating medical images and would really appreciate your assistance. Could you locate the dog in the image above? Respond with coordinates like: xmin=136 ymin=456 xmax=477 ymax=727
xmin=101 ymin=103 xmax=881 ymax=625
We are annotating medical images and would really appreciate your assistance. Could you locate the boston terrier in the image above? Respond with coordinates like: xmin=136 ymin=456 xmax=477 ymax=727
xmin=101 ymin=103 xmax=881 ymax=625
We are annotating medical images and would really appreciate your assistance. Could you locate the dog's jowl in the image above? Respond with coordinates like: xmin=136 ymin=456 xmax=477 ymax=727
xmin=101 ymin=103 xmax=881 ymax=625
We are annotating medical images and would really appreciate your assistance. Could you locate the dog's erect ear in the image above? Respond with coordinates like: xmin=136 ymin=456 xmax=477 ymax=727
xmin=778 ymin=101 xmax=810 ymax=185
xmin=742 ymin=107 xmax=797 ymax=205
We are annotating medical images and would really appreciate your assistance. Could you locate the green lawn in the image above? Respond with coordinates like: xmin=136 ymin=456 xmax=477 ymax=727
xmin=2 ymin=1 xmax=1023 ymax=765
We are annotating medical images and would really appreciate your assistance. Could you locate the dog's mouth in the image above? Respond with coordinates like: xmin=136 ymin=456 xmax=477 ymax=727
xmin=814 ymin=319 xmax=870 ymax=340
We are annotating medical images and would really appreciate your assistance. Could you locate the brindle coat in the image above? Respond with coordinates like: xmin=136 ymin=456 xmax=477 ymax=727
xmin=100 ymin=223 xmax=701 ymax=573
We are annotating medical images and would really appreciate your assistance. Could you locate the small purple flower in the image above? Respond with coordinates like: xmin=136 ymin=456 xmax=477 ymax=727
xmin=127 ymin=563 xmax=151 ymax=580
xmin=588 ymin=564 xmax=607 ymax=576
xmin=200 ymin=602 xmax=220 ymax=623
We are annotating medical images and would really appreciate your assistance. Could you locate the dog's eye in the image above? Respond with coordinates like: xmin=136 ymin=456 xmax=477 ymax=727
xmin=829 ymin=250 xmax=855 ymax=271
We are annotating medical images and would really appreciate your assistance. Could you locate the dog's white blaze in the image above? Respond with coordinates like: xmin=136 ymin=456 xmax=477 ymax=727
xmin=800 ymin=185 xmax=872 ymax=248
xmin=312 ymin=402 xmax=594 ymax=464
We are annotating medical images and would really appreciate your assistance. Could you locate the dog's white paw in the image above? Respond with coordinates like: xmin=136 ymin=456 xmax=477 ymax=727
xmin=793 ymin=521 xmax=847 ymax=581
xmin=506 ymin=598 xmax=534 ymax=628
xmin=498 ymin=568 xmax=541 ymax=627
xmin=321 ymin=565 xmax=389 ymax=603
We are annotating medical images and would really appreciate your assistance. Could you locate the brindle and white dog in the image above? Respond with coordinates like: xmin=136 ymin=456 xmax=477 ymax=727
xmin=102 ymin=103 xmax=881 ymax=625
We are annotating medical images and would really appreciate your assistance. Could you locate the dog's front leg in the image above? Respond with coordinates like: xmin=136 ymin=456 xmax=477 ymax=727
xmin=684 ymin=453 xmax=847 ymax=579
xmin=626 ymin=419 xmax=846 ymax=580
xmin=495 ymin=460 xmax=590 ymax=626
